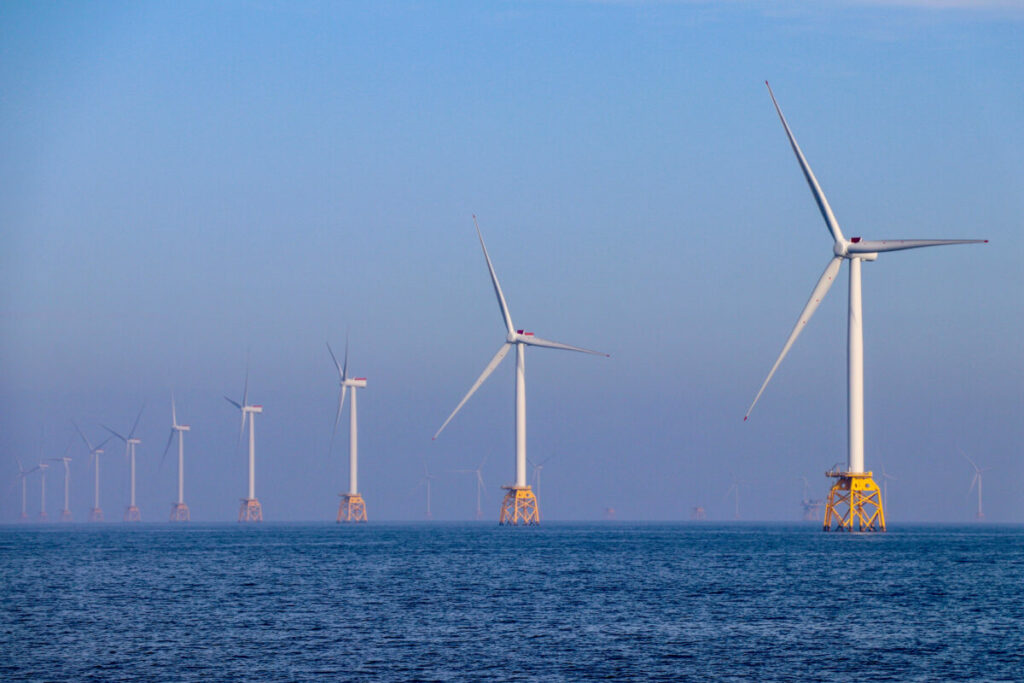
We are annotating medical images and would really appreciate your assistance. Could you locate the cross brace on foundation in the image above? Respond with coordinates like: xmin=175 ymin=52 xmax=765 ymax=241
xmin=169 ymin=502 xmax=190 ymax=522
xmin=823 ymin=470 xmax=885 ymax=532
xmin=89 ymin=508 xmax=103 ymax=522
xmin=499 ymin=486 xmax=539 ymax=525
xmin=239 ymin=498 xmax=262 ymax=522
xmin=123 ymin=506 xmax=141 ymax=522
xmin=337 ymin=493 xmax=367 ymax=522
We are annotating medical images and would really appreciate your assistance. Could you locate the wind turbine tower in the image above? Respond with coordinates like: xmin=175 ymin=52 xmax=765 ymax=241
xmin=416 ymin=462 xmax=437 ymax=519
xmin=226 ymin=371 xmax=264 ymax=522
xmin=103 ymin=406 xmax=145 ymax=522
xmin=37 ymin=462 xmax=50 ymax=521
xmin=745 ymin=83 xmax=986 ymax=532
xmin=161 ymin=395 xmax=191 ymax=521
xmin=963 ymin=452 xmax=990 ymax=521
xmin=454 ymin=456 xmax=487 ymax=519
xmin=434 ymin=217 xmax=608 ymax=525
xmin=48 ymin=455 xmax=74 ymax=522
xmin=75 ymin=423 xmax=109 ymax=522
xmin=328 ymin=340 xmax=369 ymax=523
xmin=15 ymin=461 xmax=38 ymax=522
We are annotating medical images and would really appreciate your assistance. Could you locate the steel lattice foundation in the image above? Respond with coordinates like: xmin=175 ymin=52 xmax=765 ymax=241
xmin=499 ymin=486 xmax=540 ymax=525
xmin=823 ymin=471 xmax=885 ymax=532
xmin=337 ymin=493 xmax=368 ymax=523
xmin=169 ymin=502 xmax=190 ymax=522
xmin=239 ymin=498 xmax=262 ymax=522
xmin=89 ymin=508 xmax=103 ymax=522
xmin=123 ymin=506 xmax=141 ymax=522
xmin=59 ymin=509 xmax=73 ymax=522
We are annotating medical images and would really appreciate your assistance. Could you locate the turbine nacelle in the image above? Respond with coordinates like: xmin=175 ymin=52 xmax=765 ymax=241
xmin=342 ymin=378 xmax=368 ymax=388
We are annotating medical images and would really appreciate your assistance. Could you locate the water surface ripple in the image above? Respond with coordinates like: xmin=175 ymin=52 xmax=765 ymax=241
xmin=2 ymin=523 xmax=1021 ymax=681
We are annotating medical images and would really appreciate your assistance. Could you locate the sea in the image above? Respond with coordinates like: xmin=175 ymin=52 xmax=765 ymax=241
xmin=1 ymin=522 xmax=1021 ymax=681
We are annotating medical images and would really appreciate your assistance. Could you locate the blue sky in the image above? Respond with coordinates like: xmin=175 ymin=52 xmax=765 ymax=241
xmin=2 ymin=1 xmax=1022 ymax=522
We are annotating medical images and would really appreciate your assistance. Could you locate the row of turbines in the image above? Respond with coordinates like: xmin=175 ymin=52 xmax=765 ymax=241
xmin=10 ymin=84 xmax=989 ymax=530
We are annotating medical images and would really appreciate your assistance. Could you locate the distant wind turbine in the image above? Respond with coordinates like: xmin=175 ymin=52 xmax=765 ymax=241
xmin=15 ymin=460 xmax=40 ymax=521
xmin=160 ymin=394 xmax=191 ymax=521
xmin=433 ymin=216 xmax=608 ymax=525
xmin=879 ymin=462 xmax=897 ymax=513
xmin=416 ymin=462 xmax=437 ymax=520
xmin=103 ymin=405 xmax=144 ymax=522
xmin=328 ymin=338 xmax=369 ymax=523
xmin=527 ymin=454 xmax=557 ymax=501
xmin=745 ymin=82 xmax=987 ymax=532
xmin=46 ymin=439 xmax=75 ymax=522
xmin=225 ymin=367 xmax=263 ymax=522
xmin=74 ymin=422 xmax=110 ymax=522
xmin=454 ymin=456 xmax=487 ymax=519
xmin=962 ymin=451 xmax=991 ymax=521
xmin=36 ymin=461 xmax=50 ymax=521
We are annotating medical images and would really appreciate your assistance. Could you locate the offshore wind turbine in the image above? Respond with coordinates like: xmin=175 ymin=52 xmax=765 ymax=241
xmin=103 ymin=405 xmax=145 ymax=522
xmin=160 ymin=395 xmax=191 ymax=521
xmin=47 ymin=442 xmax=74 ymax=522
xmin=328 ymin=340 xmax=368 ymax=523
xmin=433 ymin=216 xmax=608 ymax=525
xmin=744 ymin=82 xmax=987 ymax=532
xmin=226 ymin=369 xmax=264 ymax=522
xmin=416 ymin=462 xmax=437 ymax=519
xmin=74 ymin=422 xmax=110 ymax=522
xmin=37 ymin=461 xmax=50 ymax=521
xmin=15 ymin=461 xmax=39 ymax=521
xmin=528 ymin=454 xmax=556 ymax=501
xmin=454 ymin=456 xmax=487 ymax=519
xmin=962 ymin=452 xmax=990 ymax=520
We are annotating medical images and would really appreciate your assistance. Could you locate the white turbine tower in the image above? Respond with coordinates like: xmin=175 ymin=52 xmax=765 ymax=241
xmin=47 ymin=445 xmax=74 ymax=522
xmin=74 ymin=422 xmax=110 ymax=522
xmin=962 ymin=452 xmax=991 ymax=521
xmin=103 ymin=406 xmax=144 ymax=522
xmin=15 ymin=461 xmax=39 ymax=522
xmin=434 ymin=216 xmax=608 ymax=525
xmin=416 ymin=462 xmax=437 ymax=520
xmin=745 ymin=83 xmax=987 ymax=532
xmin=328 ymin=339 xmax=369 ymax=523
xmin=160 ymin=395 xmax=191 ymax=522
xmin=454 ymin=456 xmax=487 ymax=519
xmin=37 ymin=461 xmax=50 ymax=521
xmin=226 ymin=370 xmax=264 ymax=522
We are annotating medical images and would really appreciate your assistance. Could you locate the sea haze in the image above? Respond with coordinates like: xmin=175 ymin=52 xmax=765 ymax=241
xmin=2 ymin=523 xmax=1022 ymax=681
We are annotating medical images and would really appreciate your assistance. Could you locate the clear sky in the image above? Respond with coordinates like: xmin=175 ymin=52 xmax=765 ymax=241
xmin=2 ymin=1 xmax=1022 ymax=522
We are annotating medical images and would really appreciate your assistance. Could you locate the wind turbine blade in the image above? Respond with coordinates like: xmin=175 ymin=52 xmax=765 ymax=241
xmin=329 ymin=385 xmax=348 ymax=456
xmin=521 ymin=335 xmax=609 ymax=356
xmin=959 ymin=449 xmax=979 ymax=471
xmin=101 ymin=425 xmax=127 ymax=443
xmin=171 ymin=394 xmax=178 ymax=428
xmin=242 ymin=367 xmax=249 ymax=408
xmin=745 ymin=256 xmax=842 ymax=420
xmin=343 ymin=333 xmax=349 ymax=381
xmin=474 ymin=215 xmax=516 ymax=336
xmin=224 ymin=396 xmax=242 ymax=410
xmin=159 ymin=429 xmax=175 ymax=470
xmin=128 ymin=404 xmax=145 ymax=439
xmin=847 ymin=239 xmax=987 ymax=254
xmin=73 ymin=421 xmax=94 ymax=452
xmin=967 ymin=473 xmax=978 ymax=496
xmin=327 ymin=342 xmax=344 ymax=379
xmin=433 ymin=343 xmax=512 ymax=440
xmin=766 ymin=82 xmax=845 ymax=245
xmin=96 ymin=436 xmax=112 ymax=451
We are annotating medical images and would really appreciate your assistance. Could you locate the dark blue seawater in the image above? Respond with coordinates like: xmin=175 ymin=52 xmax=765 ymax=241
xmin=2 ymin=523 xmax=1022 ymax=681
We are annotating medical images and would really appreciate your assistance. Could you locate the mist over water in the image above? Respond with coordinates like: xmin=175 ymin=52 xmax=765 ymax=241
xmin=2 ymin=523 xmax=1021 ymax=681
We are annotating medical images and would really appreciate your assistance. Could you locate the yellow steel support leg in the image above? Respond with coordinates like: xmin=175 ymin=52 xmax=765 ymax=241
xmin=169 ymin=503 xmax=190 ymax=522
xmin=337 ymin=493 xmax=368 ymax=523
xmin=239 ymin=498 xmax=262 ymax=522
xmin=499 ymin=486 xmax=540 ymax=525
xmin=823 ymin=471 xmax=886 ymax=532
xmin=123 ymin=506 xmax=141 ymax=522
